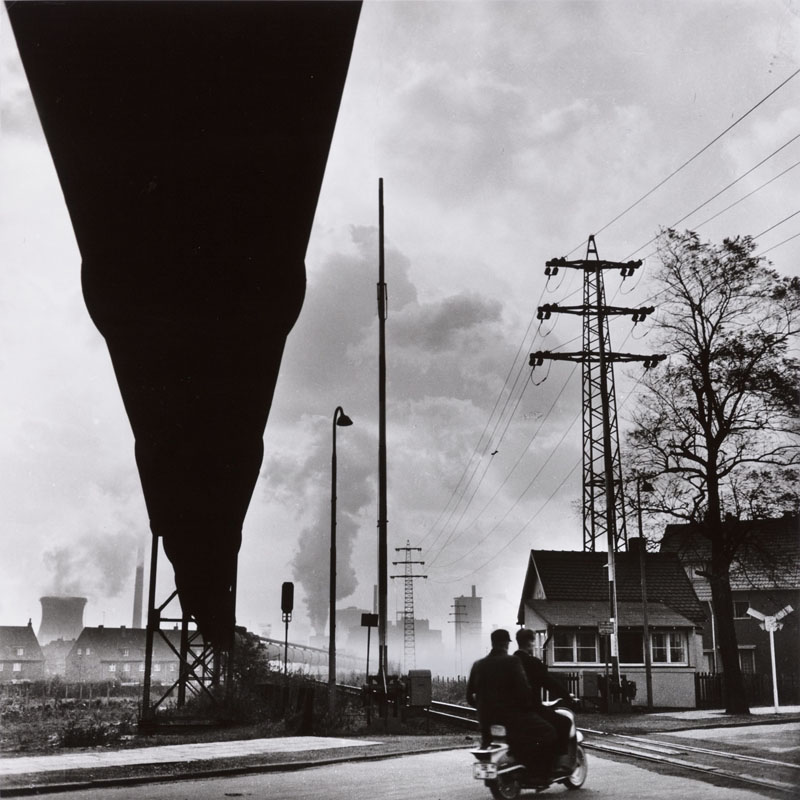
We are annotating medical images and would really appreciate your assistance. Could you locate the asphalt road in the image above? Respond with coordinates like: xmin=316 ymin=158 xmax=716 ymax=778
xmin=39 ymin=747 xmax=785 ymax=800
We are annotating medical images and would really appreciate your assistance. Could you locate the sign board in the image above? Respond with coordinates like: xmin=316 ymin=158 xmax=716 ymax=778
xmin=597 ymin=621 xmax=614 ymax=635
xmin=361 ymin=613 xmax=379 ymax=627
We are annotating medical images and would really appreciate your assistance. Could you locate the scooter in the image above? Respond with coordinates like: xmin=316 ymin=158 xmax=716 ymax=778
xmin=470 ymin=701 xmax=588 ymax=798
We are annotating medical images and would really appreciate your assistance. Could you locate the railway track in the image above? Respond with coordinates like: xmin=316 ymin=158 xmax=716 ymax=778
xmin=426 ymin=701 xmax=799 ymax=796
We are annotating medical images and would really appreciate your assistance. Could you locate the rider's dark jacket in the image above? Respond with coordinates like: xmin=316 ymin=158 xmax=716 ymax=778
xmin=514 ymin=649 xmax=572 ymax=712
xmin=467 ymin=647 xmax=532 ymax=741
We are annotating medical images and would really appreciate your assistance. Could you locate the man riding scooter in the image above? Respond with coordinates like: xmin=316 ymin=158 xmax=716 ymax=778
xmin=513 ymin=627 xmax=577 ymax=777
xmin=467 ymin=629 xmax=558 ymax=782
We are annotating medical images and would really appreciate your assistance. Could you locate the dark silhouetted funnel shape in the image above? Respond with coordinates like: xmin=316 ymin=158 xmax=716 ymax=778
xmin=8 ymin=1 xmax=361 ymax=648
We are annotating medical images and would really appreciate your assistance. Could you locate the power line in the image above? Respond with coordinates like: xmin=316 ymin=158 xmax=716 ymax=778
xmin=754 ymin=209 xmax=800 ymax=239
xmin=624 ymin=132 xmax=800 ymax=259
xmin=760 ymin=230 xmax=800 ymax=256
xmin=429 ymin=364 xmax=579 ymax=568
xmin=565 ymin=66 xmax=800 ymax=257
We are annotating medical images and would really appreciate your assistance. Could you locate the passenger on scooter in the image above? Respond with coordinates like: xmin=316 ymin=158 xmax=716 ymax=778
xmin=514 ymin=627 xmax=577 ymax=776
xmin=466 ymin=629 xmax=558 ymax=780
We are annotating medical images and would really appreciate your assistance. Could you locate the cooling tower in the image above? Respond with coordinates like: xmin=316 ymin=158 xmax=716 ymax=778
xmin=38 ymin=596 xmax=87 ymax=645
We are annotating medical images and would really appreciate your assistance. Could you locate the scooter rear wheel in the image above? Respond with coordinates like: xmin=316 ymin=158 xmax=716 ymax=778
xmin=488 ymin=773 xmax=522 ymax=800
xmin=564 ymin=745 xmax=588 ymax=790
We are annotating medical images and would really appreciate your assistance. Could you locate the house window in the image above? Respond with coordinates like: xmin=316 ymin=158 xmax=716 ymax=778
xmin=139 ymin=663 xmax=145 ymax=672
xmin=109 ymin=664 xmax=117 ymax=672
xmin=12 ymin=663 xmax=21 ymax=672
xmin=733 ymin=601 xmax=751 ymax=619
xmin=619 ymin=631 xmax=644 ymax=664
xmin=123 ymin=663 xmax=131 ymax=673
xmin=85 ymin=648 xmax=91 ymax=655
xmin=121 ymin=648 xmax=130 ymax=657
xmin=154 ymin=663 xmax=161 ymax=672
xmin=553 ymin=629 xmax=598 ymax=663
xmin=77 ymin=648 xmax=83 ymax=655
xmin=169 ymin=663 xmax=177 ymax=672
xmin=651 ymin=632 xmax=686 ymax=664
xmin=14 ymin=647 xmax=24 ymax=656
xmin=739 ymin=648 xmax=756 ymax=674
xmin=0 ymin=663 xmax=4 ymax=671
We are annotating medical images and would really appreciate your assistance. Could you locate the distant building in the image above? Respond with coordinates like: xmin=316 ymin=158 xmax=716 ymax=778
xmin=0 ymin=621 xmax=45 ymax=683
xmin=453 ymin=585 xmax=483 ymax=675
xmin=65 ymin=626 xmax=186 ymax=684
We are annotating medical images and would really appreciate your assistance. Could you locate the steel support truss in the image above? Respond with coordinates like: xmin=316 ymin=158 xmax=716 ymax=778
xmin=139 ymin=532 xmax=234 ymax=728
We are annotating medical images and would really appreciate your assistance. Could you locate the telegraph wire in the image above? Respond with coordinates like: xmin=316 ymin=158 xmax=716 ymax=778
xmin=624 ymin=132 xmax=800 ymax=260
xmin=760 ymin=230 xmax=800 ymax=256
xmin=564 ymin=66 xmax=800 ymax=257
xmin=420 ymin=307 xmax=540 ymax=551
xmin=435 ymin=371 xmax=647 ymax=583
xmin=692 ymin=159 xmax=800 ymax=231
xmin=754 ymin=209 xmax=800 ymax=239
xmin=432 ymin=364 xmax=580 ymax=569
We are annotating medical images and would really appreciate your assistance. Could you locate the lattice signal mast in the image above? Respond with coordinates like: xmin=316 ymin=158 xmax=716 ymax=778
xmin=530 ymin=236 xmax=664 ymax=554
xmin=390 ymin=542 xmax=427 ymax=670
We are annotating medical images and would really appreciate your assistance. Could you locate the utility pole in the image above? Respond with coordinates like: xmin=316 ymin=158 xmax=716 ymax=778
xmin=376 ymin=178 xmax=389 ymax=697
xmin=530 ymin=235 xmax=664 ymax=684
xmin=449 ymin=602 xmax=467 ymax=676
xmin=390 ymin=542 xmax=427 ymax=671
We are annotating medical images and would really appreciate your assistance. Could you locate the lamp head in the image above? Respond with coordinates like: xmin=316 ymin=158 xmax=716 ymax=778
xmin=336 ymin=411 xmax=353 ymax=427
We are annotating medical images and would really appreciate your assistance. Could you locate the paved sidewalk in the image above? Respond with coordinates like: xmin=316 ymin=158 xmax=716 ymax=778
xmin=0 ymin=736 xmax=380 ymax=778
xmin=645 ymin=704 xmax=800 ymax=721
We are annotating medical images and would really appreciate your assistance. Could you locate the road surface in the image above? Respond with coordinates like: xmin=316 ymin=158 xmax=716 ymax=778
xmin=39 ymin=747 xmax=786 ymax=799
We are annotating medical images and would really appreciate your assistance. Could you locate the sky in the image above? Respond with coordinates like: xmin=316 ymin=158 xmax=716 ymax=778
xmin=1 ymin=0 xmax=799 ymax=672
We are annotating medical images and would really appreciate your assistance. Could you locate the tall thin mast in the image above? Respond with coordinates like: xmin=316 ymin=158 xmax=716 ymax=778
xmin=377 ymin=178 xmax=388 ymax=691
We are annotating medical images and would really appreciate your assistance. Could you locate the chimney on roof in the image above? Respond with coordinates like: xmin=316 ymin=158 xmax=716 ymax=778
xmin=38 ymin=596 xmax=87 ymax=645
xmin=628 ymin=537 xmax=645 ymax=554
xmin=472 ymin=585 xmax=476 ymax=598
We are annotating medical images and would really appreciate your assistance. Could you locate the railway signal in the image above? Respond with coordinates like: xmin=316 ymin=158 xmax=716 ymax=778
xmin=747 ymin=604 xmax=794 ymax=712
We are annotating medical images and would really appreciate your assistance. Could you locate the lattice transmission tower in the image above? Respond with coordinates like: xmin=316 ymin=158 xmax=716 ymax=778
xmin=530 ymin=235 xmax=664 ymax=553
xmin=390 ymin=542 xmax=427 ymax=670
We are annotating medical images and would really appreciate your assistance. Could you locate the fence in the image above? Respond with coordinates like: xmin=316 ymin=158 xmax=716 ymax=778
xmin=695 ymin=671 xmax=799 ymax=708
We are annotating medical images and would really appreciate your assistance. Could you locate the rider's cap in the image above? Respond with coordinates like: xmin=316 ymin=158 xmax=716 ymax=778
xmin=490 ymin=628 xmax=512 ymax=645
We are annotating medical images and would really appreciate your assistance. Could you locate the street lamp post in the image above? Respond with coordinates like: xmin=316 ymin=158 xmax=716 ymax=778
xmin=636 ymin=478 xmax=655 ymax=710
xmin=329 ymin=406 xmax=353 ymax=719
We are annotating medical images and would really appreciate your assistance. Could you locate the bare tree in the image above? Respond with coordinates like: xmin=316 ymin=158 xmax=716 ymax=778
xmin=627 ymin=228 xmax=800 ymax=714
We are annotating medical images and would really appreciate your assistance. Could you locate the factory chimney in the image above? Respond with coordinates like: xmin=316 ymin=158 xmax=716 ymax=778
xmin=38 ymin=596 xmax=87 ymax=645
xmin=132 ymin=545 xmax=144 ymax=629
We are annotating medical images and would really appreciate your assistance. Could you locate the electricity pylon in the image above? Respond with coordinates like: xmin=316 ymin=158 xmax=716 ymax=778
xmin=530 ymin=235 xmax=664 ymax=681
xmin=390 ymin=542 xmax=427 ymax=670
xmin=531 ymin=235 xmax=664 ymax=553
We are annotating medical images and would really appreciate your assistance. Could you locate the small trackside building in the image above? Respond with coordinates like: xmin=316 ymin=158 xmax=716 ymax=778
xmin=517 ymin=545 xmax=707 ymax=708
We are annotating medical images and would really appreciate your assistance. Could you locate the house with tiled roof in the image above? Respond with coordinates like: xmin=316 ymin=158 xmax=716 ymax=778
xmin=517 ymin=544 xmax=706 ymax=708
xmin=0 ymin=621 xmax=45 ymax=684
xmin=661 ymin=513 xmax=799 ymax=703
xmin=65 ymin=626 xmax=187 ymax=685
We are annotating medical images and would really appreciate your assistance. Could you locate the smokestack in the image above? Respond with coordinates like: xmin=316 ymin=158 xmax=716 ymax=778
xmin=132 ymin=545 xmax=144 ymax=629
xmin=38 ymin=596 xmax=87 ymax=645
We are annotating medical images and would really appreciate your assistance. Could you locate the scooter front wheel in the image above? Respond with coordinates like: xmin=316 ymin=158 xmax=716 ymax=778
xmin=487 ymin=773 xmax=522 ymax=800
xmin=564 ymin=745 xmax=588 ymax=790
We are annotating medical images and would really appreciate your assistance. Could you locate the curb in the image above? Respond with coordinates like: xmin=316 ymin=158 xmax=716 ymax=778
xmin=0 ymin=744 xmax=468 ymax=797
